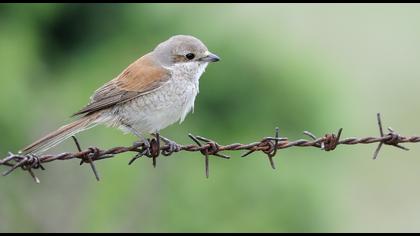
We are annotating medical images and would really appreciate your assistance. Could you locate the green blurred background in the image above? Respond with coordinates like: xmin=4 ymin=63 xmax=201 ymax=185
xmin=1 ymin=3 xmax=420 ymax=233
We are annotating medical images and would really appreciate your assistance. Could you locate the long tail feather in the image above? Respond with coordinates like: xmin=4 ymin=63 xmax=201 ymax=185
xmin=21 ymin=114 xmax=100 ymax=155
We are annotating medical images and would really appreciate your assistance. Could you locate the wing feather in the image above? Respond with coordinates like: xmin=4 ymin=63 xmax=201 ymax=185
xmin=73 ymin=53 xmax=170 ymax=116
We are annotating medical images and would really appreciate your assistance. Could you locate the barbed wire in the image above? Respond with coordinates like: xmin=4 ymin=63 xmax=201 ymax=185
xmin=1 ymin=113 xmax=420 ymax=183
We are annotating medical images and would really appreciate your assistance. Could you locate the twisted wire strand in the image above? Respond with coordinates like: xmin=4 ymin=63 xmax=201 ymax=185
xmin=1 ymin=113 xmax=419 ymax=183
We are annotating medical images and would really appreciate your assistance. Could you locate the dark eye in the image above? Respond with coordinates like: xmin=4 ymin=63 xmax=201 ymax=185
xmin=185 ymin=53 xmax=195 ymax=60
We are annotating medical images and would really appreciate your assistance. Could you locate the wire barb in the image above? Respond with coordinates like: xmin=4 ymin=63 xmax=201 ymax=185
xmin=72 ymin=136 xmax=100 ymax=182
xmin=2 ymin=113 xmax=420 ymax=182
xmin=188 ymin=134 xmax=209 ymax=178
xmin=263 ymin=127 xmax=281 ymax=169
xmin=372 ymin=113 xmax=409 ymax=160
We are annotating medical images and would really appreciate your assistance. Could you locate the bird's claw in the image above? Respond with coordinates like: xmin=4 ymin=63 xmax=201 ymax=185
xmin=151 ymin=133 xmax=180 ymax=153
xmin=165 ymin=139 xmax=181 ymax=153
xmin=133 ymin=138 xmax=152 ymax=156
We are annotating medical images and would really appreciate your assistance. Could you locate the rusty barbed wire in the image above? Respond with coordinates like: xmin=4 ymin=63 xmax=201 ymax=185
xmin=1 ymin=113 xmax=420 ymax=183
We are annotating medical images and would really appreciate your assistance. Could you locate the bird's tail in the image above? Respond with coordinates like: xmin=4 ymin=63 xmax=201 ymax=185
xmin=21 ymin=114 xmax=101 ymax=155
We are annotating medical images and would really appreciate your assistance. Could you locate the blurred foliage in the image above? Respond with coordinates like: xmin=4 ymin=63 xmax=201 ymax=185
xmin=1 ymin=3 xmax=420 ymax=233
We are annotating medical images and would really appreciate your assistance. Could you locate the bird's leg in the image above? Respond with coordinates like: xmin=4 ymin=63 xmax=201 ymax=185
xmin=151 ymin=132 xmax=181 ymax=153
xmin=125 ymin=125 xmax=151 ymax=156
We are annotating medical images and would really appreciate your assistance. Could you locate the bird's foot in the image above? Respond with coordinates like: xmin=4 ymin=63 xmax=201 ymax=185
xmin=129 ymin=138 xmax=152 ymax=165
xmin=133 ymin=137 xmax=151 ymax=156
xmin=151 ymin=133 xmax=181 ymax=153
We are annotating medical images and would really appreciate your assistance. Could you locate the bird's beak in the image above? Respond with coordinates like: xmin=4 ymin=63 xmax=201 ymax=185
xmin=200 ymin=52 xmax=220 ymax=62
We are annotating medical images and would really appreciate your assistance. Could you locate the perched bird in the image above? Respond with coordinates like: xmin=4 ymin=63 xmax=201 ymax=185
xmin=22 ymin=35 xmax=220 ymax=155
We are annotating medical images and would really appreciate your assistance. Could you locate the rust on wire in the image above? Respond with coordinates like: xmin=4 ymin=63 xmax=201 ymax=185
xmin=72 ymin=136 xmax=100 ymax=182
xmin=1 ymin=113 xmax=420 ymax=183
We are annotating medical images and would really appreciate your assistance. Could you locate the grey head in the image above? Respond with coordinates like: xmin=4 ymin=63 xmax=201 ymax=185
xmin=152 ymin=35 xmax=220 ymax=67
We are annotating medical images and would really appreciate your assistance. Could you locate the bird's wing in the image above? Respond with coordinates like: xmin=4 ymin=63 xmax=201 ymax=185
xmin=73 ymin=54 xmax=170 ymax=117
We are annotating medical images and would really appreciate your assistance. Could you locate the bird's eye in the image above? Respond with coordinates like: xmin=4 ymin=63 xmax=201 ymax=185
xmin=185 ymin=53 xmax=195 ymax=60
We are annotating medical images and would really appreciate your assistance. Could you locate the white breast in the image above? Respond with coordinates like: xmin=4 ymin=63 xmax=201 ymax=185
xmin=112 ymin=61 xmax=208 ymax=134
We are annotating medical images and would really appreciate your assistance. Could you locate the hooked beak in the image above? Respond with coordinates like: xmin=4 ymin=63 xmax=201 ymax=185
xmin=200 ymin=52 xmax=220 ymax=62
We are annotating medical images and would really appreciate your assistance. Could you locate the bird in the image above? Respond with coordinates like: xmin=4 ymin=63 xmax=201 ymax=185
xmin=21 ymin=35 xmax=220 ymax=155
